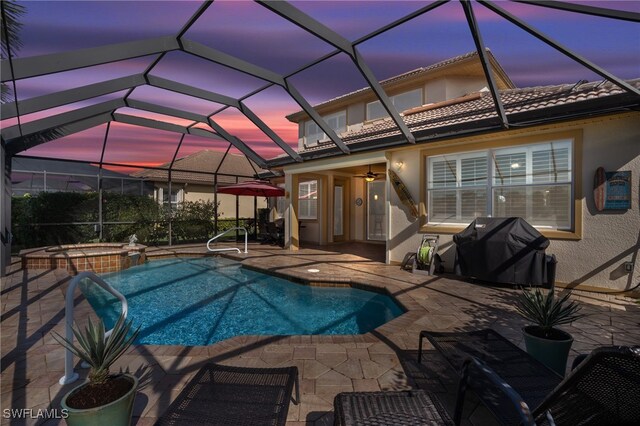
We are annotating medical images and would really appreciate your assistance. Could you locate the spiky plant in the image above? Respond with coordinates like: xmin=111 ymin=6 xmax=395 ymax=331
xmin=515 ymin=288 xmax=584 ymax=339
xmin=53 ymin=314 xmax=139 ymax=384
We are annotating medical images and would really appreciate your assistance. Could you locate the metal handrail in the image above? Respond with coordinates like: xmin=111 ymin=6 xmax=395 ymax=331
xmin=207 ymin=227 xmax=248 ymax=254
xmin=59 ymin=271 xmax=128 ymax=385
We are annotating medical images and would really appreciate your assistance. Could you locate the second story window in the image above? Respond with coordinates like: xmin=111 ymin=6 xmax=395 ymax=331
xmin=304 ymin=111 xmax=346 ymax=147
xmin=366 ymin=88 xmax=423 ymax=121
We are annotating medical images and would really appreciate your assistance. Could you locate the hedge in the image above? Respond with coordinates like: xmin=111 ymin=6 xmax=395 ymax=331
xmin=10 ymin=192 xmax=253 ymax=252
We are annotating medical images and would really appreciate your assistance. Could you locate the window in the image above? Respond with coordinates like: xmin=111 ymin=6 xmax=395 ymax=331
xmin=298 ymin=180 xmax=318 ymax=220
xmin=304 ymin=111 xmax=346 ymax=147
xmin=366 ymin=88 xmax=423 ymax=121
xmin=427 ymin=140 xmax=573 ymax=230
xmin=157 ymin=186 xmax=183 ymax=207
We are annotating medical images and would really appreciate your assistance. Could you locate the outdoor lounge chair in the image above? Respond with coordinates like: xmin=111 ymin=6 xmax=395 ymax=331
xmin=419 ymin=329 xmax=640 ymax=425
xmin=532 ymin=345 xmax=640 ymax=425
xmin=154 ymin=363 xmax=299 ymax=426
xmin=334 ymin=356 xmax=534 ymax=426
xmin=418 ymin=329 xmax=563 ymax=411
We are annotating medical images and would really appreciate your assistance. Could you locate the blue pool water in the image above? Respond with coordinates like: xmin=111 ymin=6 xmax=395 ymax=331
xmin=80 ymin=257 xmax=404 ymax=346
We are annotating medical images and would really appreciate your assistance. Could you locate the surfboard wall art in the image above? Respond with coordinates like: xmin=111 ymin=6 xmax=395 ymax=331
xmin=388 ymin=169 xmax=419 ymax=219
xmin=593 ymin=167 xmax=632 ymax=211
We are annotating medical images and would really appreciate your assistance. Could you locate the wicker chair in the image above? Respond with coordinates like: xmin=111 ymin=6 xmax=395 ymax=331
xmin=419 ymin=329 xmax=640 ymax=425
xmin=418 ymin=328 xmax=563 ymax=412
xmin=155 ymin=363 xmax=299 ymax=426
xmin=533 ymin=345 xmax=640 ymax=425
xmin=334 ymin=356 xmax=534 ymax=426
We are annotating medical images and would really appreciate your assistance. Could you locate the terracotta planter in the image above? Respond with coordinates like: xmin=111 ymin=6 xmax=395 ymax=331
xmin=522 ymin=326 xmax=573 ymax=376
xmin=61 ymin=374 xmax=138 ymax=426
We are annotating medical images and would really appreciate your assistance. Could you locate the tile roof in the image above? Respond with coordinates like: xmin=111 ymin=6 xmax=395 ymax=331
xmin=297 ymin=79 xmax=640 ymax=153
xmin=131 ymin=150 xmax=264 ymax=185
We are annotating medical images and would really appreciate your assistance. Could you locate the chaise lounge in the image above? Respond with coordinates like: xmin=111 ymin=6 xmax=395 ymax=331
xmin=417 ymin=329 xmax=640 ymax=425
xmin=155 ymin=363 xmax=299 ymax=426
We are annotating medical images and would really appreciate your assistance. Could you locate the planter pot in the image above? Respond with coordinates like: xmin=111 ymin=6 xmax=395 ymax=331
xmin=61 ymin=374 xmax=138 ymax=426
xmin=522 ymin=326 xmax=573 ymax=376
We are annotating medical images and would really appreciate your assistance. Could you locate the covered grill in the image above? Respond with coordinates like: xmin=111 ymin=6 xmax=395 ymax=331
xmin=453 ymin=217 xmax=555 ymax=287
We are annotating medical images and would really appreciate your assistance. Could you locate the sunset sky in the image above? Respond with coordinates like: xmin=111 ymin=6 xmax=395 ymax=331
xmin=4 ymin=0 xmax=639 ymax=171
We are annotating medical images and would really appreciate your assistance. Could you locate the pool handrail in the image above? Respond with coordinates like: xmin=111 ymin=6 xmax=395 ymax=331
xmin=59 ymin=271 xmax=129 ymax=385
xmin=207 ymin=227 xmax=248 ymax=254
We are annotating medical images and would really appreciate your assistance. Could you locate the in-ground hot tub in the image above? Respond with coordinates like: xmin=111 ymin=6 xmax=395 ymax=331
xmin=20 ymin=243 xmax=146 ymax=275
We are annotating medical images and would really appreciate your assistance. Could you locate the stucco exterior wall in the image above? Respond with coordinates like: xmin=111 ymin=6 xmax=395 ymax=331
xmin=181 ymin=184 xmax=266 ymax=218
xmin=387 ymin=113 xmax=640 ymax=291
xmin=444 ymin=76 xmax=488 ymax=100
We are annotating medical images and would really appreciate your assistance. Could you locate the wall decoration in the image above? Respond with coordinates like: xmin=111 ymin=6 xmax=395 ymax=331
xmin=593 ymin=167 xmax=631 ymax=211
xmin=355 ymin=197 xmax=363 ymax=207
xmin=388 ymin=169 xmax=419 ymax=219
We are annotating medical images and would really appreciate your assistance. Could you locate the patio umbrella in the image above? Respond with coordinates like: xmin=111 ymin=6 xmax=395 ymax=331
xmin=216 ymin=180 xmax=284 ymax=197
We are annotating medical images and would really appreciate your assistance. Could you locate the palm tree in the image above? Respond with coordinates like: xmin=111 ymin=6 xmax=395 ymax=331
xmin=1 ymin=1 xmax=63 ymax=149
xmin=1 ymin=0 xmax=25 ymax=104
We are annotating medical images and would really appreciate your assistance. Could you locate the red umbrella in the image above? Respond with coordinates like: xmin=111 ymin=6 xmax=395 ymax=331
xmin=216 ymin=180 xmax=284 ymax=197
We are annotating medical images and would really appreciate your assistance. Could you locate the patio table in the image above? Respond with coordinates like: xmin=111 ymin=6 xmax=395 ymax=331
xmin=418 ymin=329 xmax=563 ymax=424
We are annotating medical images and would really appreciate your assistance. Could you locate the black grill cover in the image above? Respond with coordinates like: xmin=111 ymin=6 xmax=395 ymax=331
xmin=453 ymin=217 xmax=551 ymax=286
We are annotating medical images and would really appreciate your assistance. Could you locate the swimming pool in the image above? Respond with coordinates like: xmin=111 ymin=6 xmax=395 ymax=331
xmin=80 ymin=257 xmax=404 ymax=346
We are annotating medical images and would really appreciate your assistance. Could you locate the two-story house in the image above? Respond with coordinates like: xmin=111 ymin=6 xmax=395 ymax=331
xmin=273 ymin=50 xmax=640 ymax=293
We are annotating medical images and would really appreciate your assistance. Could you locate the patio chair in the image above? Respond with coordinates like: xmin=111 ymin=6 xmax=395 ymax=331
xmin=533 ymin=345 xmax=640 ymax=425
xmin=154 ymin=363 xmax=299 ymax=426
xmin=419 ymin=329 xmax=640 ymax=425
xmin=334 ymin=356 xmax=534 ymax=426
xmin=418 ymin=329 xmax=563 ymax=411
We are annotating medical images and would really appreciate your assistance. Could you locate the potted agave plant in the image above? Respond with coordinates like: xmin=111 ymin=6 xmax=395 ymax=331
xmin=516 ymin=288 xmax=584 ymax=376
xmin=53 ymin=314 xmax=139 ymax=425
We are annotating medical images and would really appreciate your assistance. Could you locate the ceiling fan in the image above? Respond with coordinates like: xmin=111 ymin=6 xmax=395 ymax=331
xmin=355 ymin=165 xmax=383 ymax=182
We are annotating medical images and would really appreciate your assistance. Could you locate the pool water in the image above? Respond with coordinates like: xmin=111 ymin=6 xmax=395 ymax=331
xmin=80 ymin=257 xmax=404 ymax=346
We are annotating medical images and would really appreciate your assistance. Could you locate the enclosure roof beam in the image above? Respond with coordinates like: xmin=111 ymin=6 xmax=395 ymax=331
xmin=258 ymin=0 xmax=414 ymax=144
xmin=113 ymin=113 xmax=270 ymax=167
xmin=147 ymin=75 xmax=240 ymax=108
xmin=146 ymin=75 xmax=300 ymax=162
xmin=351 ymin=49 xmax=416 ymax=143
xmin=194 ymin=124 xmax=267 ymax=169
xmin=125 ymin=99 xmax=206 ymax=123
xmin=353 ymin=0 xmax=450 ymax=45
xmin=512 ymin=0 xmax=640 ymax=22
xmin=238 ymin=102 xmax=302 ymax=161
xmin=479 ymin=0 xmax=640 ymax=97
xmin=181 ymin=39 xmax=286 ymax=86
xmin=203 ymin=118 xmax=268 ymax=168
xmin=113 ymin=113 xmax=202 ymax=136
xmin=256 ymin=0 xmax=354 ymax=55
xmin=0 ymin=36 xmax=179 ymax=82
xmin=283 ymin=82 xmax=350 ymax=154
xmin=1 ymin=74 xmax=146 ymax=119
xmin=5 ymin=113 xmax=113 ymax=156
xmin=179 ymin=41 xmax=301 ymax=161
xmin=181 ymin=40 xmax=339 ymax=158
xmin=1 ymin=98 xmax=125 ymax=140
xmin=462 ymin=0 xmax=509 ymax=128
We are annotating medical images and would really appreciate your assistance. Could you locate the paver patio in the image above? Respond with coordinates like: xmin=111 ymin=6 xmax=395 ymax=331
xmin=1 ymin=244 xmax=639 ymax=425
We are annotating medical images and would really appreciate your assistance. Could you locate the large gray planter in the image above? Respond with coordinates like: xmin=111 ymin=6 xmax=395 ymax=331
xmin=522 ymin=326 xmax=573 ymax=376
xmin=61 ymin=374 xmax=138 ymax=426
